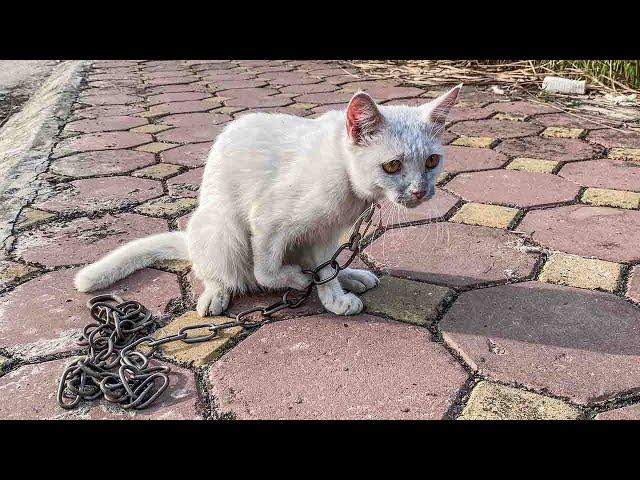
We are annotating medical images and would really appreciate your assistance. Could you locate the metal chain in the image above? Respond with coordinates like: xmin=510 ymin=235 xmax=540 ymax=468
xmin=57 ymin=203 xmax=381 ymax=410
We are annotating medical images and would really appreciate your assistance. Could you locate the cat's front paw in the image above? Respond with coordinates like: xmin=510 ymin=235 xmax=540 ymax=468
xmin=338 ymin=268 xmax=379 ymax=294
xmin=196 ymin=288 xmax=231 ymax=317
xmin=321 ymin=291 xmax=363 ymax=316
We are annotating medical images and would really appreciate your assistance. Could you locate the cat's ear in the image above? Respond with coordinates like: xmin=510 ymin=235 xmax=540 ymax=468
xmin=346 ymin=91 xmax=382 ymax=145
xmin=421 ymin=83 xmax=462 ymax=129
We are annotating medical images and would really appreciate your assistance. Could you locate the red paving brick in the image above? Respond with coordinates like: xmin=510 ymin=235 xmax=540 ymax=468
xmin=446 ymin=169 xmax=580 ymax=208
xmin=519 ymin=205 xmax=640 ymax=263
xmin=440 ymin=281 xmax=640 ymax=404
xmin=167 ymin=167 xmax=204 ymax=198
xmin=587 ymin=129 xmax=640 ymax=149
xmin=66 ymin=115 xmax=147 ymax=133
xmin=161 ymin=142 xmax=211 ymax=167
xmin=443 ymin=145 xmax=508 ymax=174
xmin=209 ymin=314 xmax=468 ymax=419
xmin=50 ymin=150 xmax=156 ymax=177
xmin=597 ymin=404 xmax=640 ymax=420
xmin=54 ymin=131 xmax=152 ymax=156
xmin=0 ymin=268 xmax=180 ymax=358
xmin=496 ymin=136 xmax=603 ymax=162
xmin=0 ymin=357 xmax=200 ymax=419
xmin=365 ymin=222 xmax=539 ymax=288
xmin=558 ymin=158 xmax=640 ymax=192
xmin=449 ymin=119 xmax=543 ymax=139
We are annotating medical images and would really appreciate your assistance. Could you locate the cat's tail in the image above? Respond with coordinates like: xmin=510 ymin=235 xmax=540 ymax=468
xmin=74 ymin=231 xmax=188 ymax=292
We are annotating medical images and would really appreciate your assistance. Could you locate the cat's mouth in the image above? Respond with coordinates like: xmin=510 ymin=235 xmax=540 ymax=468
xmin=397 ymin=194 xmax=434 ymax=209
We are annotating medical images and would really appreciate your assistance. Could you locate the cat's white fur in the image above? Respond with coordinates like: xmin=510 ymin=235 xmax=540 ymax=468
xmin=74 ymin=85 xmax=462 ymax=316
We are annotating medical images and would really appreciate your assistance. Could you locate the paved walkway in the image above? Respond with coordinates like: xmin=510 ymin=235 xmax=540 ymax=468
xmin=1 ymin=60 xmax=640 ymax=420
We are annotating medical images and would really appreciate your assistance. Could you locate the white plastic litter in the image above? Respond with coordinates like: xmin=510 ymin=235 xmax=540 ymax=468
xmin=542 ymin=76 xmax=586 ymax=95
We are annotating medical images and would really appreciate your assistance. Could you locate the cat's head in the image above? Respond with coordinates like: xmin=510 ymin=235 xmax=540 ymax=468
xmin=343 ymin=85 xmax=461 ymax=208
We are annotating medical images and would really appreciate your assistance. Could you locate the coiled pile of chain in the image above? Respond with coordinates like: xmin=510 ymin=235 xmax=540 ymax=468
xmin=57 ymin=203 xmax=380 ymax=410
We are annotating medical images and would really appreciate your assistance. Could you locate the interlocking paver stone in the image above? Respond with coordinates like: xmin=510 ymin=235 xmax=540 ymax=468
xmin=450 ymin=136 xmax=498 ymax=149
xmin=532 ymin=112 xmax=611 ymax=130
xmin=80 ymin=93 xmax=142 ymax=106
xmin=559 ymin=159 xmax=640 ymax=192
xmin=0 ymin=260 xmax=38 ymax=289
xmin=597 ymin=404 xmax=640 ymax=420
xmin=135 ymin=196 xmax=197 ymax=217
xmin=626 ymin=266 xmax=640 ymax=304
xmin=14 ymin=207 xmax=56 ymax=230
xmin=0 ymin=267 xmax=180 ymax=358
xmin=489 ymin=101 xmax=557 ymax=116
xmin=440 ymin=281 xmax=640 ymax=404
xmin=0 ymin=357 xmax=200 ymax=419
xmin=361 ymin=276 xmax=452 ymax=326
xmin=146 ymin=92 xmax=210 ymax=105
xmin=135 ymin=142 xmax=176 ymax=153
xmin=161 ymin=112 xmax=231 ymax=127
xmin=156 ymin=125 xmax=222 ymax=144
xmin=449 ymin=119 xmax=542 ymax=139
xmin=54 ymin=132 xmax=152 ymax=157
xmin=506 ymin=157 xmax=559 ymax=173
xmin=446 ymin=170 xmax=580 ymax=208
xmin=66 ymin=115 xmax=147 ymax=133
xmin=13 ymin=213 xmax=169 ymax=267
xmin=74 ymin=104 xmax=145 ymax=119
xmin=130 ymin=124 xmax=171 ymax=134
xmin=161 ymin=142 xmax=211 ymax=167
xmin=519 ymin=205 xmax=640 ymax=262
xmin=209 ymin=314 xmax=468 ymax=419
xmin=588 ymin=129 xmax=640 ymax=149
xmin=539 ymin=253 xmax=624 ymax=292
xmin=167 ymin=168 xmax=203 ymax=198
xmin=451 ymin=202 xmax=519 ymax=229
xmin=608 ymin=148 xmax=640 ymax=162
xmin=443 ymin=146 xmax=508 ymax=174
xmin=50 ymin=150 xmax=156 ymax=177
xmin=132 ymin=163 xmax=184 ymax=180
xmin=35 ymin=176 xmax=163 ymax=214
xmin=541 ymin=126 xmax=586 ymax=139
xmin=144 ymin=311 xmax=243 ymax=367
xmin=496 ymin=136 xmax=602 ymax=162
xmin=459 ymin=381 xmax=582 ymax=420
xmin=365 ymin=222 xmax=539 ymax=288
xmin=148 ymin=100 xmax=220 ymax=116
xmin=581 ymin=187 xmax=640 ymax=209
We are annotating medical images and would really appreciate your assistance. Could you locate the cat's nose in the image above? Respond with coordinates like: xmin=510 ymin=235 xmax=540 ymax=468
xmin=411 ymin=189 xmax=426 ymax=200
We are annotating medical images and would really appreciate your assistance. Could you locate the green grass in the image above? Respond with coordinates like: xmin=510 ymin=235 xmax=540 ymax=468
xmin=516 ymin=60 xmax=640 ymax=92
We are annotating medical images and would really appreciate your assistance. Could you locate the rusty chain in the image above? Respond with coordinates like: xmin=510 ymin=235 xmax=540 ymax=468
xmin=57 ymin=203 xmax=381 ymax=410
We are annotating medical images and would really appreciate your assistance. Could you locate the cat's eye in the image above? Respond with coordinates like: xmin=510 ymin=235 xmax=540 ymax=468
xmin=425 ymin=154 xmax=440 ymax=170
xmin=382 ymin=159 xmax=402 ymax=174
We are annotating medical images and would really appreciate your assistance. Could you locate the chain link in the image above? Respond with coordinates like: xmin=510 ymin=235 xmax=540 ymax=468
xmin=57 ymin=203 xmax=381 ymax=410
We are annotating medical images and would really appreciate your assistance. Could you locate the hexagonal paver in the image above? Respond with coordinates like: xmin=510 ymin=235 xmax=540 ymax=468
xmin=148 ymin=99 xmax=220 ymax=116
xmin=135 ymin=142 xmax=176 ymax=153
xmin=443 ymin=146 xmax=508 ymax=174
xmin=440 ymin=281 xmax=640 ymax=404
xmin=0 ymin=267 xmax=181 ymax=358
xmin=364 ymin=222 xmax=539 ymax=288
xmin=80 ymin=93 xmax=142 ymax=106
xmin=449 ymin=119 xmax=542 ymax=139
xmin=135 ymin=196 xmax=197 ymax=217
xmin=378 ymin=188 xmax=459 ymax=226
xmin=66 ymin=115 xmax=147 ymax=133
xmin=597 ymin=404 xmax=640 ymax=420
xmin=559 ymin=159 xmax=640 ymax=192
xmin=50 ymin=150 xmax=156 ymax=177
xmin=458 ymin=381 xmax=581 ymax=420
xmin=161 ymin=112 xmax=231 ymax=127
xmin=532 ymin=112 xmax=612 ymax=130
xmin=34 ymin=176 xmax=163 ymax=214
xmin=0 ymin=260 xmax=38 ymax=289
xmin=146 ymin=92 xmax=210 ymax=105
xmin=519 ymin=205 xmax=640 ymax=263
xmin=445 ymin=106 xmax=494 ymax=124
xmin=627 ymin=266 xmax=640 ymax=304
xmin=361 ymin=276 xmax=453 ymax=326
xmin=166 ymin=168 xmax=203 ymax=198
xmin=0 ymin=357 xmax=200 ymax=419
xmin=156 ymin=125 xmax=222 ymax=144
xmin=496 ymin=136 xmax=602 ymax=162
xmin=161 ymin=142 xmax=211 ymax=167
xmin=54 ymin=132 xmax=152 ymax=157
xmin=73 ymin=104 xmax=145 ymax=119
xmin=13 ymin=213 xmax=169 ymax=267
xmin=446 ymin=170 xmax=580 ymax=208
xmin=488 ymin=101 xmax=557 ymax=116
xmin=587 ymin=129 xmax=640 ymax=149
xmin=209 ymin=314 xmax=468 ymax=419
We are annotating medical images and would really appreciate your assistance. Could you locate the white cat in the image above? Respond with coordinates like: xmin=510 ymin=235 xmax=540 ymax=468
xmin=74 ymin=85 xmax=461 ymax=316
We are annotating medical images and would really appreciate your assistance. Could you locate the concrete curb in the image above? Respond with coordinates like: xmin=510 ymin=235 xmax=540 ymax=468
xmin=0 ymin=60 xmax=88 ymax=250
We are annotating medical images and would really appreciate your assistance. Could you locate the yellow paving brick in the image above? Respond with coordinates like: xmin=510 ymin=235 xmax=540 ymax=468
xmin=152 ymin=259 xmax=192 ymax=273
xmin=14 ymin=207 xmax=56 ymax=229
xmin=130 ymin=124 xmax=171 ymax=134
xmin=493 ymin=112 xmax=527 ymax=122
xmin=135 ymin=142 xmax=177 ymax=153
xmin=132 ymin=163 xmax=183 ymax=180
xmin=459 ymin=381 xmax=581 ymax=420
xmin=451 ymin=136 xmax=498 ymax=149
xmin=134 ymin=110 xmax=160 ymax=118
xmin=608 ymin=147 xmax=640 ymax=162
xmin=451 ymin=203 xmax=519 ymax=229
xmin=291 ymin=103 xmax=317 ymax=110
xmin=0 ymin=260 xmax=38 ymax=287
xmin=539 ymin=252 xmax=623 ymax=292
xmin=142 ymin=311 xmax=242 ymax=366
xmin=581 ymin=187 xmax=640 ymax=209
xmin=541 ymin=126 xmax=586 ymax=139
xmin=134 ymin=196 xmax=197 ymax=217
xmin=506 ymin=157 xmax=559 ymax=173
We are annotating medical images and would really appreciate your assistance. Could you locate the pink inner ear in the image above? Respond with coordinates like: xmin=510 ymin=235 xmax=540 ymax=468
xmin=346 ymin=94 xmax=380 ymax=143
